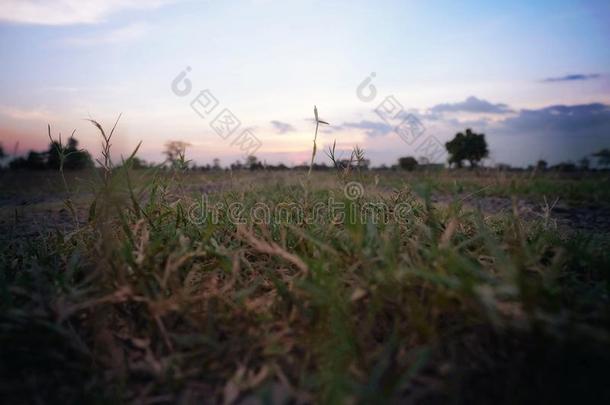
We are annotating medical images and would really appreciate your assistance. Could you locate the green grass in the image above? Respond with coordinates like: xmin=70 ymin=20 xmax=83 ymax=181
xmin=1 ymin=139 xmax=609 ymax=403
xmin=367 ymin=170 xmax=610 ymax=206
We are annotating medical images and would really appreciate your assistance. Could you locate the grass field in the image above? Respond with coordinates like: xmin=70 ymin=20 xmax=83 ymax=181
xmin=1 ymin=149 xmax=609 ymax=403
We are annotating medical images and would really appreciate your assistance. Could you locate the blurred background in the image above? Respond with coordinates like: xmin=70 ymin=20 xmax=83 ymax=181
xmin=0 ymin=0 xmax=609 ymax=167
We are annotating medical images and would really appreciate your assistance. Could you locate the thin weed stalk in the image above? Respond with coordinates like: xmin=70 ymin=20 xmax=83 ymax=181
xmin=308 ymin=105 xmax=329 ymax=177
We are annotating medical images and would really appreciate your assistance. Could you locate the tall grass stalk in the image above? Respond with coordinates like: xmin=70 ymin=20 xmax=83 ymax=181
xmin=47 ymin=125 xmax=79 ymax=228
xmin=308 ymin=105 xmax=329 ymax=177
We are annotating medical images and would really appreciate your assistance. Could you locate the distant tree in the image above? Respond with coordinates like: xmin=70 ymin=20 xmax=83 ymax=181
xmin=0 ymin=145 xmax=5 ymax=170
xmin=163 ymin=141 xmax=191 ymax=167
xmin=552 ymin=162 xmax=577 ymax=172
xmin=131 ymin=157 xmax=148 ymax=169
xmin=9 ymin=157 xmax=26 ymax=170
xmin=9 ymin=151 xmax=46 ymax=170
xmin=64 ymin=138 xmax=93 ymax=169
xmin=358 ymin=159 xmax=370 ymax=170
xmin=536 ymin=160 xmax=548 ymax=171
xmin=246 ymin=155 xmax=264 ymax=170
xmin=28 ymin=151 xmax=47 ymax=170
xmin=47 ymin=137 xmax=93 ymax=170
xmin=335 ymin=158 xmax=370 ymax=170
xmin=445 ymin=128 xmax=489 ymax=168
xmin=230 ymin=160 xmax=243 ymax=170
xmin=337 ymin=159 xmax=351 ymax=170
xmin=311 ymin=162 xmax=330 ymax=171
xmin=46 ymin=141 xmax=62 ymax=169
xmin=593 ymin=148 xmax=610 ymax=168
xmin=398 ymin=156 xmax=418 ymax=171
xmin=246 ymin=155 xmax=257 ymax=169
xmin=579 ymin=157 xmax=590 ymax=171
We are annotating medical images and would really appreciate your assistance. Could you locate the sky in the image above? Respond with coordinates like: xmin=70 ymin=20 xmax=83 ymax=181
xmin=0 ymin=0 xmax=609 ymax=167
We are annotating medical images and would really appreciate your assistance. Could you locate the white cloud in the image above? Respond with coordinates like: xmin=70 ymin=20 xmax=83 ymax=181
xmin=270 ymin=120 xmax=296 ymax=134
xmin=61 ymin=22 xmax=149 ymax=46
xmin=0 ymin=0 xmax=178 ymax=25
xmin=0 ymin=105 xmax=54 ymax=121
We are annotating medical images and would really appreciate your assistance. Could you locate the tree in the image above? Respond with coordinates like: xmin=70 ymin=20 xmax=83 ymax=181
xmin=552 ymin=162 xmax=577 ymax=172
xmin=0 ymin=144 xmax=5 ymax=170
xmin=230 ymin=160 xmax=243 ymax=171
xmin=47 ymin=137 xmax=93 ymax=170
xmin=46 ymin=141 xmax=62 ymax=169
xmin=27 ymin=151 xmax=47 ymax=169
xmin=164 ymin=141 xmax=191 ymax=167
xmin=579 ymin=157 xmax=590 ymax=171
xmin=9 ymin=151 xmax=46 ymax=170
xmin=536 ymin=160 xmax=548 ymax=171
xmin=246 ymin=155 xmax=264 ymax=170
xmin=445 ymin=128 xmax=489 ymax=168
xmin=9 ymin=157 xmax=26 ymax=170
xmin=398 ymin=156 xmax=418 ymax=171
xmin=130 ymin=157 xmax=148 ymax=169
xmin=10 ymin=152 xmax=44 ymax=170
xmin=64 ymin=138 xmax=93 ymax=169
xmin=212 ymin=158 xmax=221 ymax=170
xmin=593 ymin=148 xmax=610 ymax=168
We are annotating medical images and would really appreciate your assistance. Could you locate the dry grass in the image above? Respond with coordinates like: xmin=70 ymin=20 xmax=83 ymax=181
xmin=0 ymin=122 xmax=609 ymax=404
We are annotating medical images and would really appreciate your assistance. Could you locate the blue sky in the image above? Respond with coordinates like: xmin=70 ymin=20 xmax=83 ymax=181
xmin=1 ymin=0 xmax=609 ymax=167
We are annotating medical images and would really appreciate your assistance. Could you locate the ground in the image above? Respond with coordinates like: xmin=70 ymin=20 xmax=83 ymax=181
xmin=3 ymin=169 xmax=610 ymax=236
xmin=0 ymin=168 xmax=609 ymax=404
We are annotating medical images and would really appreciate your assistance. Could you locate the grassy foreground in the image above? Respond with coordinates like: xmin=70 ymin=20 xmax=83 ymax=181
xmin=1 ymin=151 xmax=609 ymax=403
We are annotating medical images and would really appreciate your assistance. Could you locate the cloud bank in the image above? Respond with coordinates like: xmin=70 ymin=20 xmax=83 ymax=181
xmin=430 ymin=96 xmax=513 ymax=114
xmin=542 ymin=73 xmax=601 ymax=83
xmin=0 ymin=0 xmax=178 ymax=25
xmin=61 ymin=22 xmax=149 ymax=46
xmin=333 ymin=100 xmax=610 ymax=145
xmin=497 ymin=103 xmax=610 ymax=137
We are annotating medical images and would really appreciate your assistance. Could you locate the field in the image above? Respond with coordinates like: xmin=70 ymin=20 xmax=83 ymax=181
xmin=1 ymin=156 xmax=609 ymax=403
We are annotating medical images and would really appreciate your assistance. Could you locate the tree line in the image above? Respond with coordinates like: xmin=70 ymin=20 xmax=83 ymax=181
xmin=1 ymin=129 xmax=609 ymax=171
xmin=0 ymin=137 xmax=93 ymax=170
